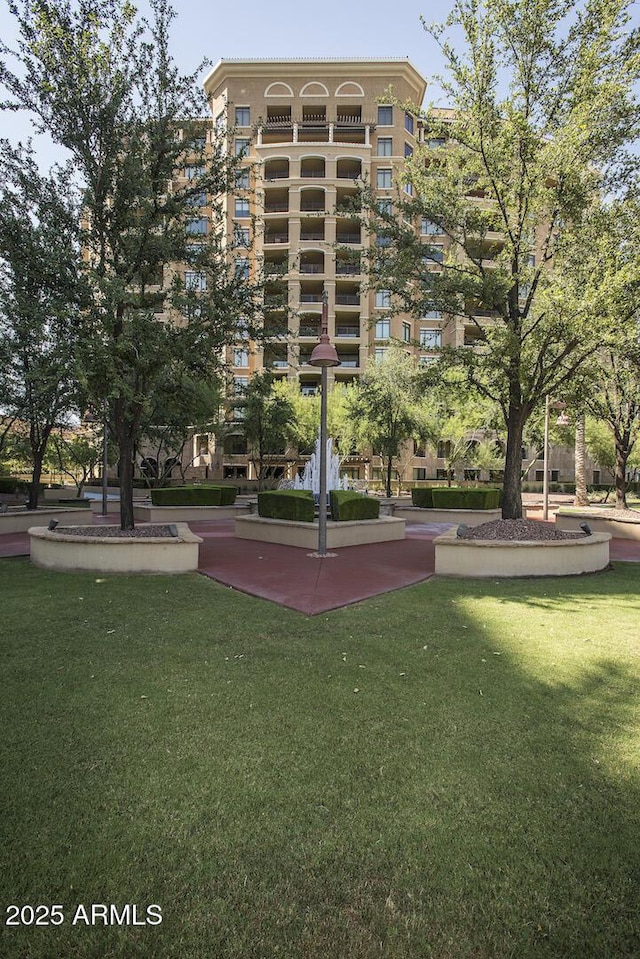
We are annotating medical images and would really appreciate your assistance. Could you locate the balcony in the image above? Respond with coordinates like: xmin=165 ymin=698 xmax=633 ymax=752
xmin=335 ymin=325 xmax=360 ymax=338
xmin=263 ymin=259 xmax=288 ymax=276
xmin=299 ymin=323 xmax=321 ymax=337
xmin=335 ymin=293 xmax=360 ymax=306
xmin=263 ymin=232 xmax=289 ymax=245
xmin=336 ymin=354 xmax=359 ymax=368
xmin=336 ymin=258 xmax=360 ymax=276
xmin=300 ymin=293 xmax=323 ymax=303
xmin=264 ymin=159 xmax=289 ymax=180
xmin=300 ymin=263 xmax=323 ymax=274
xmin=300 ymin=158 xmax=326 ymax=178
xmin=336 ymin=158 xmax=362 ymax=180
xmin=336 ymin=231 xmax=361 ymax=245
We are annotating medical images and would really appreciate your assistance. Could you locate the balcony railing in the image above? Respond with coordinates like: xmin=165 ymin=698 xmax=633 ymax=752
xmin=335 ymin=326 xmax=359 ymax=337
xmin=300 ymin=169 xmax=325 ymax=178
xmin=300 ymin=204 xmax=325 ymax=212
xmin=336 ymin=262 xmax=360 ymax=275
xmin=336 ymin=233 xmax=361 ymax=244
xmin=300 ymin=232 xmax=325 ymax=241
xmin=264 ymin=234 xmax=289 ymax=244
xmin=299 ymin=325 xmax=321 ymax=337
xmin=300 ymin=293 xmax=323 ymax=303
xmin=264 ymin=202 xmax=288 ymax=213
xmin=263 ymin=170 xmax=289 ymax=180
xmin=264 ymin=263 xmax=288 ymax=275
xmin=335 ymin=294 xmax=360 ymax=305
xmin=300 ymin=264 xmax=323 ymax=274
xmin=337 ymin=357 xmax=359 ymax=367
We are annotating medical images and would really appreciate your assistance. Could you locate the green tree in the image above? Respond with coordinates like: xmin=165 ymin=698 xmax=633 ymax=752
xmin=234 ymin=371 xmax=296 ymax=489
xmin=362 ymin=0 xmax=639 ymax=518
xmin=2 ymin=0 xmax=264 ymax=528
xmin=0 ymin=143 xmax=83 ymax=509
xmin=348 ymin=348 xmax=424 ymax=497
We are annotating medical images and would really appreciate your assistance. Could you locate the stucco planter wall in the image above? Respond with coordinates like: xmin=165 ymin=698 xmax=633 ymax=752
xmin=434 ymin=526 xmax=611 ymax=578
xmin=393 ymin=506 xmax=511 ymax=526
xmin=555 ymin=509 xmax=640 ymax=541
xmin=29 ymin=522 xmax=202 ymax=574
xmin=235 ymin=514 xmax=406 ymax=549
xmin=0 ymin=508 xmax=91 ymax=535
xmin=134 ymin=503 xmax=250 ymax=523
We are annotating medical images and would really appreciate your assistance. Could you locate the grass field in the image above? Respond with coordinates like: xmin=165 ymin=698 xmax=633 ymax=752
xmin=1 ymin=557 xmax=639 ymax=959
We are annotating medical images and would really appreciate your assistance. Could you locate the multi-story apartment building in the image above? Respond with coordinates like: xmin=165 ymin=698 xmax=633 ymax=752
xmin=178 ymin=58 xmax=610 ymax=490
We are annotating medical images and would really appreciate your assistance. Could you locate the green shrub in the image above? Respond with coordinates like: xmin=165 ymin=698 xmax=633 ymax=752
xmin=411 ymin=487 xmax=434 ymax=508
xmin=0 ymin=477 xmax=20 ymax=494
xmin=258 ymin=489 xmax=314 ymax=522
xmin=330 ymin=490 xmax=380 ymax=521
xmin=150 ymin=485 xmax=237 ymax=507
xmin=431 ymin=487 xmax=501 ymax=510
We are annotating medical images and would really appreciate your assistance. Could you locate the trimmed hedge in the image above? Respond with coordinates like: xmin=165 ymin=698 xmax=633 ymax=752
xmin=330 ymin=490 xmax=380 ymax=522
xmin=411 ymin=487 xmax=434 ymax=508
xmin=150 ymin=485 xmax=237 ymax=507
xmin=411 ymin=487 xmax=501 ymax=509
xmin=258 ymin=489 xmax=314 ymax=522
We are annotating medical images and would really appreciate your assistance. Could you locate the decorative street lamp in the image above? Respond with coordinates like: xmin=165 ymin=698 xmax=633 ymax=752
xmin=309 ymin=292 xmax=340 ymax=556
xmin=542 ymin=396 xmax=570 ymax=521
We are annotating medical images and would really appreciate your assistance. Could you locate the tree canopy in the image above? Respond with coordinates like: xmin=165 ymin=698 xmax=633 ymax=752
xmin=363 ymin=0 xmax=640 ymax=517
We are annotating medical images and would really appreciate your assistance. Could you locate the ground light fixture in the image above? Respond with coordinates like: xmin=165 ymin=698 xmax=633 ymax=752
xmin=309 ymin=293 xmax=341 ymax=557
xmin=581 ymin=522 xmax=592 ymax=536
xmin=48 ymin=519 xmax=59 ymax=530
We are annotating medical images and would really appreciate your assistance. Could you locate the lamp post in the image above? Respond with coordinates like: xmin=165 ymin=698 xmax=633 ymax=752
xmin=542 ymin=396 xmax=569 ymax=521
xmin=309 ymin=292 xmax=340 ymax=556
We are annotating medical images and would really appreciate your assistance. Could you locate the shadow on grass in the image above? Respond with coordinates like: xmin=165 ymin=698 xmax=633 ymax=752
xmin=1 ymin=560 xmax=639 ymax=958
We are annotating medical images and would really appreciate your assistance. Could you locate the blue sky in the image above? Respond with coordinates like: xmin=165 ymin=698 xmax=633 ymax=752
xmin=0 ymin=0 xmax=454 ymax=167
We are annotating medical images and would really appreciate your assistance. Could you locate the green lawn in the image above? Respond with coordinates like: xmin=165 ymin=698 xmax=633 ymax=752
xmin=1 ymin=558 xmax=639 ymax=959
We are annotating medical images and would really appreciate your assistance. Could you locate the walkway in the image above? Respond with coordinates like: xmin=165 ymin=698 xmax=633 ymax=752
xmin=1 ymin=516 xmax=639 ymax=616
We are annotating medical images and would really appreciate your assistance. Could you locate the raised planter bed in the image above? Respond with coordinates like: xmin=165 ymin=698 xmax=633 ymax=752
xmin=235 ymin=514 xmax=405 ymax=550
xmin=0 ymin=508 xmax=91 ymax=535
xmin=555 ymin=508 xmax=640 ymax=541
xmin=393 ymin=506 xmax=511 ymax=526
xmin=29 ymin=522 xmax=202 ymax=574
xmin=134 ymin=503 xmax=250 ymax=523
xmin=434 ymin=526 xmax=610 ymax=578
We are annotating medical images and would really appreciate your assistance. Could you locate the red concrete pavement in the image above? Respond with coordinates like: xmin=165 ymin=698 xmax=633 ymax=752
xmin=2 ymin=516 xmax=638 ymax=616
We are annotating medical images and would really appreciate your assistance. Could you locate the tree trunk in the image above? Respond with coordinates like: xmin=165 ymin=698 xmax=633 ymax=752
xmin=574 ymin=414 xmax=589 ymax=506
xmin=114 ymin=397 xmax=136 ymax=530
xmin=28 ymin=452 xmax=44 ymax=510
xmin=385 ymin=456 xmax=393 ymax=498
xmin=502 ymin=406 xmax=525 ymax=519
xmin=614 ymin=435 xmax=629 ymax=510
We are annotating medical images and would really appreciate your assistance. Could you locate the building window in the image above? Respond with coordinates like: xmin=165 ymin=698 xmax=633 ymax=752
xmin=376 ymin=168 xmax=392 ymax=189
xmin=404 ymin=112 xmax=414 ymax=135
xmin=235 ymin=137 xmax=250 ymax=156
xmin=422 ymin=309 xmax=442 ymax=319
xmin=235 ymin=106 xmax=250 ymax=126
xmin=375 ymin=319 xmax=390 ymax=339
xmin=535 ymin=469 xmax=544 ymax=482
xmin=377 ymin=198 xmax=392 ymax=216
xmin=233 ymin=348 xmax=249 ymax=367
xmin=377 ymin=137 xmax=392 ymax=157
xmin=593 ymin=469 xmax=600 ymax=484
xmin=186 ymin=217 xmax=207 ymax=235
xmin=184 ymin=271 xmax=207 ymax=291
xmin=429 ymin=245 xmax=444 ymax=263
xmin=378 ymin=105 xmax=393 ymax=125
xmin=427 ymin=137 xmax=446 ymax=148
xmin=233 ymin=225 xmax=250 ymax=247
xmin=413 ymin=468 xmax=427 ymax=480
xmin=234 ymin=257 xmax=249 ymax=279
xmin=402 ymin=321 xmax=411 ymax=343
xmin=375 ymin=347 xmax=388 ymax=363
xmin=419 ymin=355 xmax=436 ymax=365
xmin=419 ymin=328 xmax=441 ymax=349
xmin=404 ymin=181 xmax=414 ymax=196
xmin=414 ymin=441 xmax=426 ymax=457
xmin=233 ymin=376 xmax=249 ymax=394
xmin=186 ymin=192 xmax=206 ymax=207
xmin=375 ymin=290 xmax=391 ymax=309
xmin=236 ymin=169 xmax=250 ymax=190
xmin=421 ymin=218 xmax=442 ymax=235
xmin=185 ymin=164 xmax=204 ymax=180
xmin=404 ymin=143 xmax=413 ymax=158
xmin=234 ymin=198 xmax=250 ymax=217
xmin=376 ymin=235 xmax=391 ymax=248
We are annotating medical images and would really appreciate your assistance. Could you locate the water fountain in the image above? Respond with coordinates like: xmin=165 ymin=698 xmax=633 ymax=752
xmin=292 ymin=432 xmax=349 ymax=497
